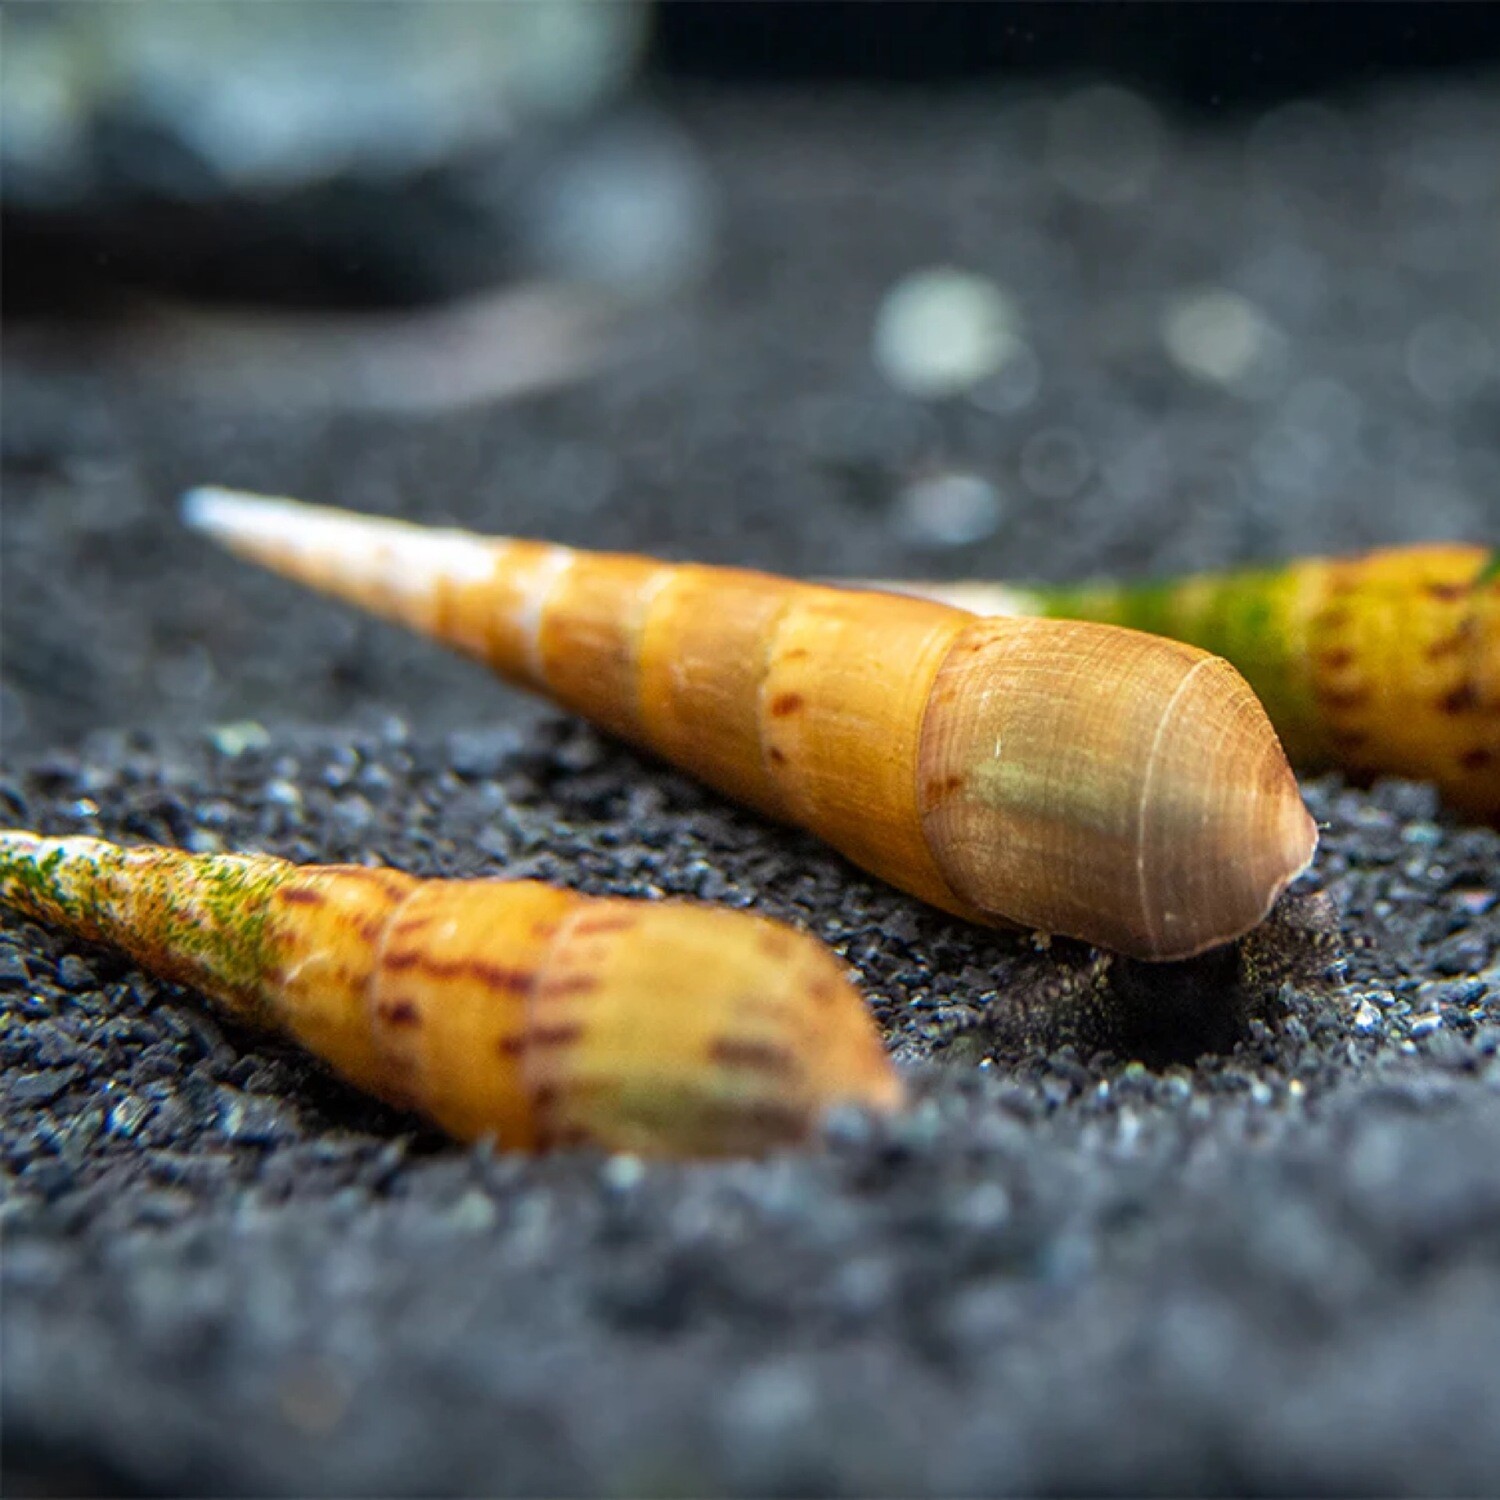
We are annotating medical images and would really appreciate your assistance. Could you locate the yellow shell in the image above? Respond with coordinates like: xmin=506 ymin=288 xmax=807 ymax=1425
xmin=184 ymin=489 xmax=1317 ymax=959
xmin=0 ymin=831 xmax=901 ymax=1157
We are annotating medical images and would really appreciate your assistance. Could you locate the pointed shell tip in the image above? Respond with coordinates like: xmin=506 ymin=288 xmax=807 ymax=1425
xmin=181 ymin=487 xmax=312 ymax=551
xmin=181 ymin=485 xmax=230 ymax=533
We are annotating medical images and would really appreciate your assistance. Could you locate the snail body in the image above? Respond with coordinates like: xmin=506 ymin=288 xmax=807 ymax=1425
xmin=184 ymin=488 xmax=1316 ymax=960
xmin=0 ymin=831 xmax=900 ymax=1157
xmin=875 ymin=545 xmax=1499 ymax=823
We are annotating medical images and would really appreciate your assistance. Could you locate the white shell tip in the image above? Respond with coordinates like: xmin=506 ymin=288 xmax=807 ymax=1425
xmin=181 ymin=485 xmax=258 ymax=531
xmin=181 ymin=487 xmax=318 ymax=548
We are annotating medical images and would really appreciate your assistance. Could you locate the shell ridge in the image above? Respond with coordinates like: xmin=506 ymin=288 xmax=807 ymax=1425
xmin=361 ymin=875 xmax=426 ymax=1094
xmin=752 ymin=588 xmax=813 ymax=819
xmin=1134 ymin=654 xmax=1214 ymax=958
xmin=522 ymin=895 xmax=590 ymax=1139
xmin=521 ymin=546 xmax=582 ymax=685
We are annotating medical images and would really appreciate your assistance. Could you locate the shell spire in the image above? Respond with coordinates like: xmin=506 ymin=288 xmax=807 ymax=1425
xmin=864 ymin=544 xmax=1500 ymax=824
xmin=183 ymin=487 xmax=1317 ymax=960
xmin=0 ymin=830 xmax=901 ymax=1156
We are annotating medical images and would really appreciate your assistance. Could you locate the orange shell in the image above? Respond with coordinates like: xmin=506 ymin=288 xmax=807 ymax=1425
xmin=0 ymin=831 xmax=902 ymax=1157
xmin=184 ymin=489 xmax=1317 ymax=958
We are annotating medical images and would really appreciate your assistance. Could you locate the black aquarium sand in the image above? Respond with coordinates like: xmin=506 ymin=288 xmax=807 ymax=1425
xmin=4 ymin=88 xmax=1500 ymax=1494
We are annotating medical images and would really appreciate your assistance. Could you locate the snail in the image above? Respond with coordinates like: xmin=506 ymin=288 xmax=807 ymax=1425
xmin=863 ymin=545 xmax=1499 ymax=823
xmin=183 ymin=487 xmax=1317 ymax=961
xmin=0 ymin=831 xmax=901 ymax=1157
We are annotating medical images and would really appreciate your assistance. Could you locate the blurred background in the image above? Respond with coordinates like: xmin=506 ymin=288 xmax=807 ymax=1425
xmin=5 ymin=0 xmax=1500 ymax=752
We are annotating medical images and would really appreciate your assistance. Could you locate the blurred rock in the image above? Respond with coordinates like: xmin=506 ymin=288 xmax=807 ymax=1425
xmin=3 ymin=0 xmax=648 ymax=203
xmin=872 ymin=268 xmax=1026 ymax=399
xmin=893 ymin=472 xmax=1005 ymax=548
xmin=1019 ymin=426 xmax=1093 ymax=502
xmin=1161 ymin=288 xmax=1286 ymax=394
xmin=3 ymin=0 xmax=719 ymax=315
xmin=512 ymin=114 xmax=717 ymax=301
xmin=1406 ymin=316 xmax=1494 ymax=407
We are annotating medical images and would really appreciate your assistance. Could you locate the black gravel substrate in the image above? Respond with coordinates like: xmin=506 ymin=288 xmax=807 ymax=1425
xmin=4 ymin=85 xmax=1500 ymax=1495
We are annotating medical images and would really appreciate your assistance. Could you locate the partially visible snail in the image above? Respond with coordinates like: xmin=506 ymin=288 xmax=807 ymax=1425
xmin=183 ymin=488 xmax=1317 ymax=961
xmin=0 ymin=831 xmax=901 ymax=1157
xmin=863 ymin=545 xmax=1499 ymax=824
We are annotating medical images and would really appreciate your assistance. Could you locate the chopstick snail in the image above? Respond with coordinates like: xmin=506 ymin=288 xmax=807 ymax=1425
xmin=0 ymin=831 xmax=901 ymax=1157
xmin=183 ymin=488 xmax=1317 ymax=961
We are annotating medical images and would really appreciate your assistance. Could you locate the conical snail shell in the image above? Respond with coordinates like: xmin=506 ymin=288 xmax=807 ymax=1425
xmin=0 ymin=831 xmax=903 ymax=1157
xmin=183 ymin=488 xmax=1317 ymax=959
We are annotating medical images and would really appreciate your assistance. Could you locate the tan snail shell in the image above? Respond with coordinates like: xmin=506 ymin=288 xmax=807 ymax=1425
xmin=183 ymin=488 xmax=1317 ymax=960
xmin=0 ymin=831 xmax=901 ymax=1157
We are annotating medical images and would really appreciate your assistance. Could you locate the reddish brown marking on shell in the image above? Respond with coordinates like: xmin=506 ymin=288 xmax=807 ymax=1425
xmin=352 ymin=915 xmax=388 ymax=946
xmin=708 ymin=1036 xmax=802 ymax=1079
xmin=1318 ymin=646 xmax=1355 ymax=671
xmin=809 ymin=975 xmax=841 ymax=1006
xmin=1427 ymin=579 xmax=1469 ymax=602
xmin=280 ymin=888 xmax=325 ymax=906
xmin=381 ymin=949 xmax=428 ymax=972
xmin=535 ymin=973 xmax=599 ymax=998
xmin=322 ymin=961 xmax=375 ymax=993
xmin=377 ymin=998 xmax=421 ymax=1026
xmin=1426 ymin=633 xmax=1466 ymax=661
xmin=1459 ymin=746 xmax=1495 ymax=771
xmin=495 ymin=1033 xmax=526 ymax=1057
xmin=1320 ymin=684 xmax=1371 ymax=711
xmin=756 ymin=928 xmax=794 ymax=960
xmin=1441 ymin=681 xmax=1480 ymax=715
xmin=770 ymin=692 xmax=805 ymax=717
xmin=767 ymin=746 xmax=788 ymax=766
xmin=1329 ymin=728 xmax=1370 ymax=750
xmin=531 ymin=920 xmax=560 ymax=940
xmin=379 ymin=950 xmax=536 ymax=993
xmin=528 ymin=1022 xmax=585 ymax=1049
xmin=700 ymin=1096 xmax=809 ymax=1140
xmin=782 ymin=647 xmax=810 ymax=661
xmin=570 ymin=913 xmax=638 ymax=937
xmin=378 ymin=954 xmax=537 ymax=990
xmin=922 ymin=772 xmax=966 ymax=802
xmin=470 ymin=962 xmax=537 ymax=993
